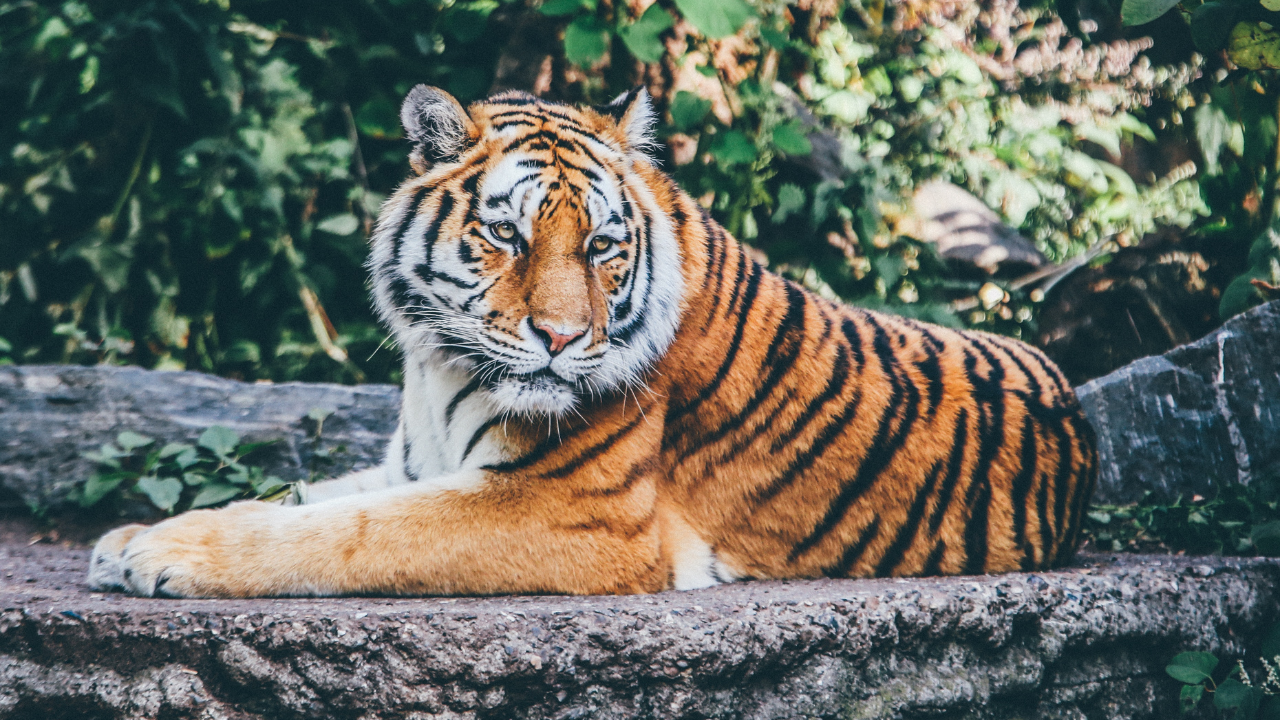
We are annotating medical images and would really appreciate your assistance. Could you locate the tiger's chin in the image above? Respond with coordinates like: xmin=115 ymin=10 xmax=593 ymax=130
xmin=488 ymin=373 xmax=580 ymax=416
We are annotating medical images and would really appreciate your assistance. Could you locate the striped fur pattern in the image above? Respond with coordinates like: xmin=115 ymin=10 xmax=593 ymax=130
xmin=87 ymin=87 xmax=1097 ymax=598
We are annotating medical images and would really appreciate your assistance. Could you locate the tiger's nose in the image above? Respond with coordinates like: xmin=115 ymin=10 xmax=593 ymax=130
xmin=532 ymin=323 xmax=585 ymax=356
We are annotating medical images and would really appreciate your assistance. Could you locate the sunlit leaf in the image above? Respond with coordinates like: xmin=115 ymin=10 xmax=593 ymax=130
xmin=564 ymin=15 xmax=609 ymax=65
xmin=709 ymin=131 xmax=756 ymax=166
xmin=316 ymin=214 xmax=360 ymax=236
xmin=1165 ymin=652 xmax=1218 ymax=684
xmin=136 ymin=475 xmax=183 ymax=512
xmin=198 ymin=425 xmax=240 ymax=458
xmin=672 ymin=0 xmax=754 ymax=38
xmin=191 ymin=481 xmax=243 ymax=508
xmin=670 ymin=91 xmax=712 ymax=131
xmin=771 ymin=122 xmax=812 ymax=156
xmin=1120 ymin=0 xmax=1180 ymax=26
xmin=617 ymin=4 xmax=673 ymax=63
xmin=116 ymin=431 xmax=154 ymax=452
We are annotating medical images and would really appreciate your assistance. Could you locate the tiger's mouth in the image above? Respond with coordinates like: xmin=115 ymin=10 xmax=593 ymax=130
xmin=488 ymin=369 xmax=580 ymax=416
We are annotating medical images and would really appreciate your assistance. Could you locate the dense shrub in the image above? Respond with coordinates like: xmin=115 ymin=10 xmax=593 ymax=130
xmin=0 ymin=0 xmax=1216 ymax=383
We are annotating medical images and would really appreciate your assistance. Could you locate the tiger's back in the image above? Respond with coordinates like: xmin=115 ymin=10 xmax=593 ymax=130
xmin=652 ymin=204 xmax=1096 ymax=578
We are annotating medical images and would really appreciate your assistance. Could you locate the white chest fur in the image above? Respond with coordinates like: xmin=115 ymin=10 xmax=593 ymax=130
xmin=392 ymin=352 xmax=509 ymax=487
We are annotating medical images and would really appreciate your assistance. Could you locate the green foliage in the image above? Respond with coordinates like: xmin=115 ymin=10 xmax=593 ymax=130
xmin=0 ymin=0 xmax=1217 ymax=380
xmin=1117 ymin=0 xmax=1280 ymax=320
xmin=1166 ymin=624 xmax=1280 ymax=718
xmin=1082 ymin=478 xmax=1280 ymax=555
xmin=73 ymin=427 xmax=290 ymax=515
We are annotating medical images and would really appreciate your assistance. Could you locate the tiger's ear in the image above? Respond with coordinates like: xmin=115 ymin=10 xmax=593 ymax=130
xmin=600 ymin=87 xmax=657 ymax=156
xmin=401 ymin=85 xmax=475 ymax=174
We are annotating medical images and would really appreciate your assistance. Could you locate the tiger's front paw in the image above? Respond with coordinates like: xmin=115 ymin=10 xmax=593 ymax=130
xmin=86 ymin=503 xmax=275 ymax=598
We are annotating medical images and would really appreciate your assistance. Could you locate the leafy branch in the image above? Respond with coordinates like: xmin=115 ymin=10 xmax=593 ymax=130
xmin=74 ymin=426 xmax=292 ymax=515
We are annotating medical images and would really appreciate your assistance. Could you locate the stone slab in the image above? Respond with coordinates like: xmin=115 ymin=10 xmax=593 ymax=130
xmin=1 ymin=521 xmax=1277 ymax=720
xmin=0 ymin=366 xmax=401 ymax=511
xmin=1077 ymin=299 xmax=1280 ymax=503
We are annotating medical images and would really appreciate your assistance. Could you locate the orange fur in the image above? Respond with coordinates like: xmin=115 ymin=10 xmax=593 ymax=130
xmin=88 ymin=89 xmax=1097 ymax=598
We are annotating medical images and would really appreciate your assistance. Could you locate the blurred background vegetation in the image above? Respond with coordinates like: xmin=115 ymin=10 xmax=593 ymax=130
xmin=2 ymin=0 xmax=1279 ymax=387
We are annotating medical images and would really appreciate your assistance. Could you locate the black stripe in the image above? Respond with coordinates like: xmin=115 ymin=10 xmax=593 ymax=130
xmin=768 ymin=330 xmax=850 ymax=454
xmin=461 ymin=417 xmax=501 ymax=463
xmin=1009 ymin=415 xmax=1039 ymax=570
xmin=574 ymin=458 xmax=657 ymax=498
xmin=928 ymin=407 xmax=970 ymax=535
xmin=826 ymin=517 xmax=881 ymax=577
xmin=445 ymin=376 xmax=485 ymax=426
xmin=675 ymin=284 xmax=806 ymax=463
xmin=921 ymin=540 xmax=947 ymax=576
xmin=412 ymin=193 xmax=456 ymax=286
xmin=960 ymin=340 xmax=1008 ymax=564
xmin=710 ymin=310 xmax=835 ymax=469
xmin=915 ymin=327 xmax=945 ymax=417
xmin=873 ymin=460 xmax=945 ymax=577
xmin=667 ymin=261 xmax=763 ymax=422
xmin=542 ymin=411 xmax=650 ymax=479
xmin=390 ymin=187 xmax=429 ymax=261
xmin=787 ymin=315 xmax=922 ymax=563
xmin=403 ymin=433 xmax=418 ymax=482
xmin=749 ymin=387 xmax=863 ymax=509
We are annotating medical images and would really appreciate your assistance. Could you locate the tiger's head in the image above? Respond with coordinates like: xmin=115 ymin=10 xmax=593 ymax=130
xmin=369 ymin=86 xmax=685 ymax=416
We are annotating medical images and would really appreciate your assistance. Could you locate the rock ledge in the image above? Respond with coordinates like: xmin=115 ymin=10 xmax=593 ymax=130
xmin=2 ymin=531 xmax=1277 ymax=720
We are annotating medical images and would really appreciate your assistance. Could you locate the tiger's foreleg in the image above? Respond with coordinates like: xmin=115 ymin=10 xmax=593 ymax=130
xmin=87 ymin=471 xmax=667 ymax=597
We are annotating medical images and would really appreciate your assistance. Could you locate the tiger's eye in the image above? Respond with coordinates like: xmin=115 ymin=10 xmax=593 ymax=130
xmin=591 ymin=236 xmax=614 ymax=253
xmin=493 ymin=222 xmax=517 ymax=240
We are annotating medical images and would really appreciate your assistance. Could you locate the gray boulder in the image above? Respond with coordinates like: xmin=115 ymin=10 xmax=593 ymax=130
xmin=0 ymin=365 xmax=400 ymax=511
xmin=1077 ymin=299 xmax=1280 ymax=504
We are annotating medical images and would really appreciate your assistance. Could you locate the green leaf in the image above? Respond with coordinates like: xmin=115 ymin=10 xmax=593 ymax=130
xmin=182 ymin=472 xmax=210 ymax=486
xmin=80 ymin=472 xmax=132 ymax=507
xmin=1179 ymin=682 xmax=1204 ymax=711
xmin=355 ymin=96 xmax=402 ymax=140
xmin=539 ymin=0 xmax=593 ymax=16
xmin=252 ymin=475 xmax=286 ymax=496
xmin=158 ymin=442 xmax=193 ymax=460
xmin=1228 ymin=21 xmax=1280 ymax=70
xmin=190 ymin=482 xmax=244 ymax=509
xmin=1190 ymin=2 xmax=1240 ymax=54
xmin=1215 ymin=678 xmax=1262 ymax=715
xmin=1165 ymin=652 xmax=1219 ymax=685
xmin=772 ymin=183 xmax=806 ymax=224
xmin=673 ymin=0 xmax=754 ymax=38
xmin=564 ymin=15 xmax=610 ymax=66
xmin=316 ymin=214 xmax=360 ymax=236
xmin=709 ymin=130 xmax=756 ymax=166
xmin=1120 ymin=0 xmax=1181 ymax=26
xmin=174 ymin=447 xmax=201 ymax=469
xmin=235 ymin=440 xmax=278 ymax=458
xmin=617 ymin=4 xmax=674 ymax=63
xmin=670 ymin=91 xmax=712 ymax=131
xmin=116 ymin=431 xmax=155 ymax=452
xmin=759 ymin=24 xmax=789 ymax=49
xmin=771 ymin=122 xmax=812 ymax=156
xmin=441 ymin=0 xmax=499 ymax=41
xmin=1261 ymin=695 xmax=1280 ymax=720
xmin=1253 ymin=520 xmax=1280 ymax=556
xmin=198 ymin=425 xmax=241 ymax=458
xmin=135 ymin=476 xmax=183 ymax=513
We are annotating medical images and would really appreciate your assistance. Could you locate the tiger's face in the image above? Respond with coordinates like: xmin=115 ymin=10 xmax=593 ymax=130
xmin=369 ymin=87 xmax=684 ymax=416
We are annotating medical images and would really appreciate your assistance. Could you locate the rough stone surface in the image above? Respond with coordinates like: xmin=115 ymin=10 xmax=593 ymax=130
xmin=1 ymin=520 xmax=1277 ymax=720
xmin=1077 ymin=299 xmax=1280 ymax=504
xmin=0 ymin=365 xmax=400 ymax=510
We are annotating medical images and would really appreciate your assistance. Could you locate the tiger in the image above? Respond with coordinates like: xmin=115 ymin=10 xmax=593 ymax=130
xmin=87 ymin=85 xmax=1097 ymax=598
